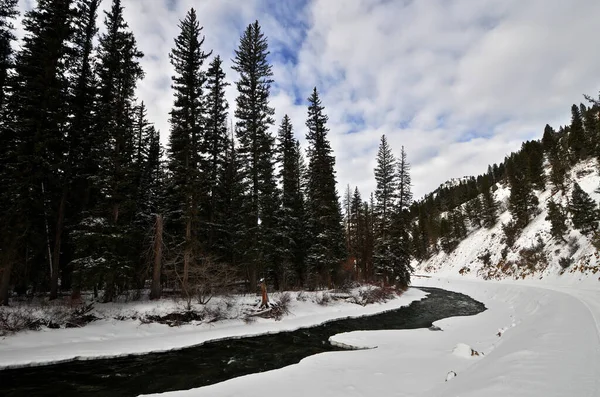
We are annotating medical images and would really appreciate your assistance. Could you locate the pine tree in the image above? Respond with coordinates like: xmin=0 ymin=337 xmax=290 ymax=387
xmin=305 ymin=87 xmax=346 ymax=288
xmin=481 ymin=177 xmax=498 ymax=228
xmin=373 ymin=135 xmax=397 ymax=284
xmin=545 ymin=199 xmax=567 ymax=241
xmin=78 ymin=0 xmax=144 ymax=301
xmin=217 ymin=130 xmax=248 ymax=272
xmin=232 ymin=21 xmax=277 ymax=290
xmin=276 ymin=115 xmax=306 ymax=286
xmin=374 ymin=134 xmax=396 ymax=237
xmin=166 ymin=7 xmax=209 ymax=298
xmin=465 ymin=196 xmax=483 ymax=228
xmin=568 ymin=104 xmax=587 ymax=163
xmin=397 ymin=146 xmax=413 ymax=211
xmin=65 ymin=0 xmax=102 ymax=298
xmin=0 ymin=0 xmax=18 ymax=110
xmin=570 ymin=182 xmax=598 ymax=235
xmin=2 ymin=0 xmax=76 ymax=302
xmin=203 ymin=55 xmax=229 ymax=255
xmin=522 ymin=140 xmax=546 ymax=191
xmin=506 ymin=156 xmax=538 ymax=228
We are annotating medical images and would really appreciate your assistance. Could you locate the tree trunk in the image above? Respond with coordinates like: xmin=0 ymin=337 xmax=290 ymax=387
xmin=0 ymin=261 xmax=12 ymax=306
xmin=50 ymin=189 xmax=67 ymax=300
xmin=260 ymin=279 xmax=269 ymax=308
xmin=150 ymin=214 xmax=163 ymax=300
xmin=183 ymin=215 xmax=191 ymax=295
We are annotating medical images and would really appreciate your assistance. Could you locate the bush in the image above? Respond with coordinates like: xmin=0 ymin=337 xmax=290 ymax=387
xmin=478 ymin=251 xmax=492 ymax=266
xmin=559 ymin=256 xmax=573 ymax=269
xmin=270 ymin=292 xmax=292 ymax=321
xmin=517 ymin=238 xmax=547 ymax=271
xmin=315 ymin=292 xmax=331 ymax=306
xmin=502 ymin=220 xmax=520 ymax=248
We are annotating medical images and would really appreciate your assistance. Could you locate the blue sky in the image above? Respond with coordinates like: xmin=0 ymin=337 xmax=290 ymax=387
xmin=15 ymin=0 xmax=600 ymax=199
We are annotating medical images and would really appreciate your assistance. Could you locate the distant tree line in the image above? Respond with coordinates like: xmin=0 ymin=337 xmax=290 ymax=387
xmin=0 ymin=0 xmax=349 ymax=305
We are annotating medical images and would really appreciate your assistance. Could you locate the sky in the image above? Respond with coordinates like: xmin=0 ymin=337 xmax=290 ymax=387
xmin=15 ymin=0 xmax=600 ymax=200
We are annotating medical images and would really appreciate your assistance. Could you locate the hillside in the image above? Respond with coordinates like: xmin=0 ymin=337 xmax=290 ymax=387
xmin=414 ymin=158 xmax=600 ymax=285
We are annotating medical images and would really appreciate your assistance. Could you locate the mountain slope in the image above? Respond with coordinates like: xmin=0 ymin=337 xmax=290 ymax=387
xmin=414 ymin=158 xmax=600 ymax=285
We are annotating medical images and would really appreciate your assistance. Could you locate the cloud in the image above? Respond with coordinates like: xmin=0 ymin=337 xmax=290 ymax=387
xmin=13 ymin=0 xmax=600 ymax=200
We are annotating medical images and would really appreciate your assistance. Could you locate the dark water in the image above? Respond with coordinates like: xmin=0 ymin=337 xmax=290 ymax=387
xmin=0 ymin=287 xmax=485 ymax=397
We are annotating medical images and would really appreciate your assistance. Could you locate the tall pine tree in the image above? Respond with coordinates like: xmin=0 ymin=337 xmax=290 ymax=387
xmin=276 ymin=115 xmax=306 ymax=286
xmin=166 ymin=8 xmax=210 ymax=297
xmin=305 ymin=87 xmax=345 ymax=288
xmin=232 ymin=21 xmax=278 ymax=290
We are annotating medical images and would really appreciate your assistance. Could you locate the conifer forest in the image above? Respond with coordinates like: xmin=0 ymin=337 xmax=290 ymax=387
xmin=1 ymin=0 xmax=599 ymax=310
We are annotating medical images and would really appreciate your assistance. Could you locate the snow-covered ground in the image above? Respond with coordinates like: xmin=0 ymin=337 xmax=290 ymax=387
xmin=146 ymin=276 xmax=600 ymax=397
xmin=0 ymin=288 xmax=425 ymax=369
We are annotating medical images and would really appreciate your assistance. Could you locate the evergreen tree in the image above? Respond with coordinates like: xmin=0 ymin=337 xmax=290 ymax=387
xmin=545 ymin=199 xmax=567 ymax=242
xmin=304 ymin=87 xmax=345 ymax=288
xmin=522 ymin=140 xmax=546 ymax=190
xmin=166 ymin=7 xmax=209 ymax=297
xmin=373 ymin=135 xmax=397 ymax=284
xmin=65 ymin=0 xmax=102 ymax=298
xmin=570 ymin=182 xmax=598 ymax=235
xmin=232 ymin=21 xmax=277 ymax=290
xmin=217 ymin=131 xmax=248 ymax=273
xmin=465 ymin=196 xmax=483 ymax=228
xmin=276 ymin=115 xmax=306 ymax=286
xmin=506 ymin=156 xmax=538 ymax=228
xmin=2 ymin=0 xmax=76 ymax=302
xmin=481 ymin=182 xmax=498 ymax=229
xmin=397 ymin=146 xmax=413 ymax=211
xmin=79 ymin=0 xmax=144 ymax=301
xmin=373 ymin=134 xmax=396 ymax=237
xmin=203 ymin=55 xmax=229 ymax=255
xmin=0 ymin=0 xmax=18 ymax=110
xmin=568 ymin=104 xmax=587 ymax=163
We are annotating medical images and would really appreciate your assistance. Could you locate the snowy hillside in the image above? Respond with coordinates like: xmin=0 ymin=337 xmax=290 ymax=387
xmin=414 ymin=158 xmax=600 ymax=285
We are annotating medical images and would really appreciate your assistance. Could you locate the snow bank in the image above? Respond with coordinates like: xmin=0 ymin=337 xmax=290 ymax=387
xmin=0 ymin=288 xmax=425 ymax=369
xmin=147 ymin=278 xmax=600 ymax=397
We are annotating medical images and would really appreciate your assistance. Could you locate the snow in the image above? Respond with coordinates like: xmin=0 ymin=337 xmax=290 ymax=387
xmin=139 ymin=162 xmax=600 ymax=396
xmin=0 ymin=288 xmax=425 ymax=370
xmin=144 ymin=277 xmax=600 ymax=397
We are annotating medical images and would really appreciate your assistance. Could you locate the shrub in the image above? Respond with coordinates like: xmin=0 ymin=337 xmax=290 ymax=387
xmin=315 ymin=292 xmax=331 ymax=306
xmin=559 ymin=256 xmax=573 ymax=269
xmin=502 ymin=220 xmax=520 ymax=248
xmin=478 ymin=251 xmax=492 ymax=266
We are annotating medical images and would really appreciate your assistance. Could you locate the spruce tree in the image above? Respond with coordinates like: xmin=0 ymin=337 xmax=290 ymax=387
xmin=373 ymin=134 xmax=397 ymax=284
xmin=78 ymin=0 xmax=144 ymax=301
xmin=203 ymin=55 xmax=229 ymax=255
xmin=397 ymin=146 xmax=413 ymax=211
xmin=217 ymin=130 xmax=248 ymax=272
xmin=568 ymin=104 xmax=587 ymax=163
xmin=305 ymin=87 xmax=346 ymax=288
xmin=232 ymin=21 xmax=277 ymax=290
xmin=465 ymin=196 xmax=483 ymax=228
xmin=506 ymin=156 xmax=538 ymax=228
xmin=65 ymin=0 xmax=102 ymax=298
xmin=570 ymin=182 xmax=598 ymax=235
xmin=545 ymin=199 xmax=567 ymax=241
xmin=374 ymin=134 xmax=396 ymax=237
xmin=389 ymin=145 xmax=413 ymax=288
xmin=276 ymin=115 xmax=306 ymax=286
xmin=2 ymin=0 xmax=76 ymax=302
xmin=480 ymin=176 xmax=498 ymax=228
xmin=166 ymin=7 xmax=209 ymax=298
